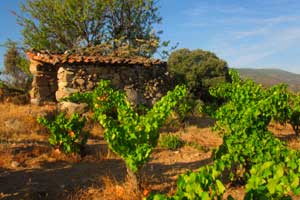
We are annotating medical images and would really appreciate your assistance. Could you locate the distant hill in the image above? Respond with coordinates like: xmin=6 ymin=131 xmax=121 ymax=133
xmin=235 ymin=68 xmax=300 ymax=92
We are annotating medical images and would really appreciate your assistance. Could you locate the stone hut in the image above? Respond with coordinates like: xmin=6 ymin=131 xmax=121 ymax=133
xmin=26 ymin=51 xmax=168 ymax=105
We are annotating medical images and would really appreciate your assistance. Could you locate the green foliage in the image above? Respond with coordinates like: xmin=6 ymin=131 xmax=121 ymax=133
xmin=104 ymin=0 xmax=163 ymax=57
xmin=168 ymin=48 xmax=231 ymax=102
xmin=2 ymin=40 xmax=31 ymax=90
xmin=65 ymin=80 xmax=187 ymax=173
xmin=149 ymin=69 xmax=300 ymax=199
xmin=286 ymin=93 xmax=300 ymax=136
xmin=210 ymin=70 xmax=300 ymax=199
xmin=148 ymin=165 xmax=225 ymax=200
xmin=37 ymin=113 xmax=88 ymax=154
xmin=174 ymin=167 xmax=225 ymax=200
xmin=18 ymin=0 xmax=107 ymax=51
xmin=0 ymin=80 xmax=4 ymax=88
xmin=246 ymin=157 xmax=300 ymax=199
xmin=175 ymin=97 xmax=193 ymax=121
xmin=159 ymin=134 xmax=184 ymax=150
xmin=17 ymin=0 xmax=169 ymax=57
xmin=210 ymin=69 xmax=291 ymax=135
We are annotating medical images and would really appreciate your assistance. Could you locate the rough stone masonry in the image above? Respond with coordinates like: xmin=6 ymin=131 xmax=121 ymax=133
xmin=26 ymin=51 xmax=169 ymax=106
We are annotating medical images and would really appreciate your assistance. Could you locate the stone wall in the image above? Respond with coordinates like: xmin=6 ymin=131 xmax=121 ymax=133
xmin=55 ymin=64 xmax=168 ymax=105
xmin=29 ymin=60 xmax=58 ymax=104
xmin=29 ymin=58 xmax=168 ymax=105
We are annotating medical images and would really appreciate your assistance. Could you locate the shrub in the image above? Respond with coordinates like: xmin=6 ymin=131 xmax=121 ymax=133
xmin=2 ymin=40 xmax=31 ymax=91
xmin=168 ymin=48 xmax=231 ymax=102
xmin=37 ymin=113 xmax=89 ymax=154
xmin=159 ymin=134 xmax=184 ymax=150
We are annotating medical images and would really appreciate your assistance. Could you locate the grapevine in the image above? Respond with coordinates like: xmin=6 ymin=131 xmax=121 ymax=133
xmin=149 ymin=70 xmax=300 ymax=199
xmin=65 ymin=80 xmax=187 ymax=188
xmin=37 ymin=113 xmax=88 ymax=154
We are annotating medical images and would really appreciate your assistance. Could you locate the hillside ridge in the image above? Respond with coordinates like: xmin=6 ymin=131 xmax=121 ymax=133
xmin=235 ymin=68 xmax=300 ymax=92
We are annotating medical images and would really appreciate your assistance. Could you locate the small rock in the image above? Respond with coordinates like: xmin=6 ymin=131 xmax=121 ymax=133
xmin=86 ymin=81 xmax=95 ymax=90
xmin=58 ymin=102 xmax=89 ymax=115
xmin=75 ymin=78 xmax=85 ymax=87
xmin=11 ymin=161 xmax=20 ymax=168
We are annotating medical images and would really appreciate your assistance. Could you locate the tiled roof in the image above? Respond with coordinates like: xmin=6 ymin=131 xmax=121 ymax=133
xmin=26 ymin=51 xmax=166 ymax=67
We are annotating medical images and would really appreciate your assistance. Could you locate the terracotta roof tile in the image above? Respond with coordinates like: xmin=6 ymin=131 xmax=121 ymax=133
xmin=75 ymin=56 xmax=83 ymax=62
xmin=26 ymin=51 xmax=166 ymax=67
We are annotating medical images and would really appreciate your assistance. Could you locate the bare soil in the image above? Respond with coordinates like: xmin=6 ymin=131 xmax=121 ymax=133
xmin=0 ymin=103 xmax=299 ymax=200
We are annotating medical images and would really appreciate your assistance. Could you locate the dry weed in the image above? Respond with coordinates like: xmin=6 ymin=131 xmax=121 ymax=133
xmin=69 ymin=175 xmax=143 ymax=200
xmin=0 ymin=102 xmax=57 ymax=142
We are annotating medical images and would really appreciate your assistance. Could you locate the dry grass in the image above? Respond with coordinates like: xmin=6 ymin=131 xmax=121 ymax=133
xmin=0 ymin=103 xmax=57 ymax=169
xmin=180 ymin=125 xmax=222 ymax=149
xmin=69 ymin=176 xmax=143 ymax=200
xmin=269 ymin=122 xmax=300 ymax=150
xmin=0 ymin=103 xmax=57 ymax=142
xmin=0 ymin=149 xmax=13 ymax=169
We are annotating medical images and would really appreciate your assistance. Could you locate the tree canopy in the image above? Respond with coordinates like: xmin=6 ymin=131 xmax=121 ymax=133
xmin=17 ymin=0 xmax=163 ymax=57
xmin=2 ymin=40 xmax=31 ymax=90
xmin=168 ymin=48 xmax=231 ymax=101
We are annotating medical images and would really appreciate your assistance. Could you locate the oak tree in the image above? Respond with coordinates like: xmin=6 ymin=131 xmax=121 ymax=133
xmin=17 ymin=0 xmax=163 ymax=57
xmin=168 ymin=48 xmax=231 ymax=102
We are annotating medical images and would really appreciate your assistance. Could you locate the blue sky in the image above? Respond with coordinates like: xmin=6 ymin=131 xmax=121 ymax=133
xmin=1 ymin=0 xmax=300 ymax=73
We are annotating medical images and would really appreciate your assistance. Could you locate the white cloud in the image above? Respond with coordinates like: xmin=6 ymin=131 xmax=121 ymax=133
xmin=227 ymin=15 xmax=300 ymax=40
xmin=221 ymin=27 xmax=300 ymax=66
xmin=231 ymin=27 xmax=270 ymax=39
xmin=182 ymin=7 xmax=208 ymax=17
xmin=180 ymin=1 xmax=300 ymax=70
xmin=183 ymin=3 xmax=252 ymax=17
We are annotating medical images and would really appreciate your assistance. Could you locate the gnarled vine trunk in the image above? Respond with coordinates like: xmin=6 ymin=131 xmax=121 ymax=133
xmin=126 ymin=167 xmax=141 ymax=192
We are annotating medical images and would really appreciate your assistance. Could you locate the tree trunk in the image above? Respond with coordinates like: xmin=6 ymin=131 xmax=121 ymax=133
xmin=126 ymin=167 xmax=141 ymax=192
xmin=291 ymin=122 xmax=300 ymax=136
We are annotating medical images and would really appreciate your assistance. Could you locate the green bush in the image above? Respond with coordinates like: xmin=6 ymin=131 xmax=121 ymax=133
xmin=159 ymin=134 xmax=184 ymax=150
xmin=37 ymin=113 xmax=89 ymax=154
xmin=168 ymin=48 xmax=231 ymax=102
